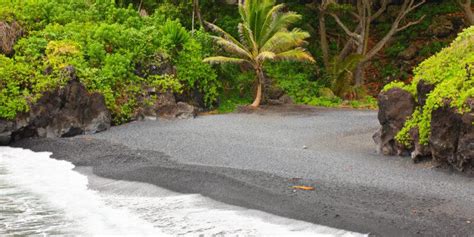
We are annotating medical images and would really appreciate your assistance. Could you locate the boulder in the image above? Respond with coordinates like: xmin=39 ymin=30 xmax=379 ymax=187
xmin=135 ymin=90 xmax=177 ymax=120
xmin=266 ymin=94 xmax=294 ymax=105
xmin=427 ymin=98 xmax=473 ymax=171
xmin=266 ymin=99 xmax=284 ymax=105
xmin=399 ymin=44 xmax=418 ymax=60
xmin=156 ymin=91 xmax=177 ymax=108
xmin=265 ymin=86 xmax=285 ymax=101
xmin=279 ymin=94 xmax=294 ymax=104
xmin=374 ymin=88 xmax=416 ymax=155
xmin=134 ymin=88 xmax=198 ymax=120
xmin=4 ymin=66 xmax=111 ymax=144
xmin=157 ymin=101 xmax=197 ymax=119
xmin=0 ymin=119 xmax=14 ymax=145
xmin=429 ymin=101 xmax=463 ymax=169
xmin=262 ymin=75 xmax=285 ymax=103
xmin=416 ymin=80 xmax=435 ymax=108
xmin=428 ymin=15 xmax=454 ymax=38
xmin=409 ymin=127 xmax=431 ymax=162
xmin=261 ymin=75 xmax=295 ymax=105
xmin=457 ymin=100 xmax=474 ymax=171
xmin=319 ymin=87 xmax=336 ymax=98
xmin=143 ymin=91 xmax=197 ymax=119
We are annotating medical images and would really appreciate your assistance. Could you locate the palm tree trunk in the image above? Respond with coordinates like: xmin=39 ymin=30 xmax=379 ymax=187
xmin=251 ymin=68 xmax=264 ymax=107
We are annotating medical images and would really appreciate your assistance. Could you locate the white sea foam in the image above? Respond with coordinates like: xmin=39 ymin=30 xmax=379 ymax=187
xmin=1 ymin=147 xmax=367 ymax=237
xmin=0 ymin=147 xmax=167 ymax=236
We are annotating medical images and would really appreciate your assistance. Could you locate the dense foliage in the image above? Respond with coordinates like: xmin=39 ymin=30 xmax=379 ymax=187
xmin=0 ymin=0 xmax=218 ymax=123
xmin=1 ymin=0 xmax=473 ymax=122
xmin=384 ymin=26 xmax=474 ymax=145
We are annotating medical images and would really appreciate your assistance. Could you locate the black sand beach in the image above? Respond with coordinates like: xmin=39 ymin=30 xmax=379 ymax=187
xmin=13 ymin=107 xmax=474 ymax=236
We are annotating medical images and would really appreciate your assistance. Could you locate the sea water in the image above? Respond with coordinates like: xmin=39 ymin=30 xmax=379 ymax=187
xmin=0 ymin=147 xmax=365 ymax=236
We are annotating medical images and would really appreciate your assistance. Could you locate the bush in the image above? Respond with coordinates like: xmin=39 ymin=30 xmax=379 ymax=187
xmin=265 ymin=61 xmax=322 ymax=104
xmin=384 ymin=26 xmax=474 ymax=146
xmin=0 ymin=0 xmax=219 ymax=124
xmin=0 ymin=56 xmax=33 ymax=119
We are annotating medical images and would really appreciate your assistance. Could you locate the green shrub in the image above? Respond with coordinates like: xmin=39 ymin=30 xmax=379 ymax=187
xmin=217 ymin=93 xmax=253 ymax=113
xmin=307 ymin=97 xmax=343 ymax=107
xmin=0 ymin=56 xmax=32 ymax=119
xmin=382 ymin=81 xmax=415 ymax=95
xmin=345 ymin=96 xmax=378 ymax=109
xmin=0 ymin=0 xmax=220 ymax=123
xmin=265 ymin=61 xmax=321 ymax=104
xmin=175 ymin=37 xmax=219 ymax=107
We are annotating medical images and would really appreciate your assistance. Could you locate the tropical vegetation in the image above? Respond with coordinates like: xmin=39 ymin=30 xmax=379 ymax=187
xmin=0 ymin=0 xmax=218 ymax=124
xmin=1 ymin=0 xmax=473 ymax=125
xmin=203 ymin=0 xmax=315 ymax=107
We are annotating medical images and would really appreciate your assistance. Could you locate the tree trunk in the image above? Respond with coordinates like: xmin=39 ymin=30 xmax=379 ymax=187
xmin=466 ymin=9 xmax=474 ymax=25
xmin=193 ymin=0 xmax=205 ymax=30
xmin=319 ymin=11 xmax=330 ymax=67
xmin=192 ymin=3 xmax=195 ymax=34
xmin=251 ymin=68 xmax=264 ymax=107
xmin=354 ymin=62 xmax=366 ymax=86
xmin=459 ymin=0 xmax=474 ymax=25
xmin=339 ymin=39 xmax=355 ymax=60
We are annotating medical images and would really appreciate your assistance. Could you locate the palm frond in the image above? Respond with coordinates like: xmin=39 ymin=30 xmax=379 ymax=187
xmin=238 ymin=2 xmax=248 ymax=26
xmin=205 ymin=21 xmax=247 ymax=50
xmin=203 ymin=56 xmax=249 ymax=65
xmin=211 ymin=36 xmax=253 ymax=60
xmin=261 ymin=29 xmax=310 ymax=53
xmin=258 ymin=3 xmax=285 ymax=45
xmin=260 ymin=12 xmax=302 ymax=45
xmin=239 ymin=0 xmax=276 ymax=43
xmin=275 ymin=47 xmax=315 ymax=63
xmin=256 ymin=51 xmax=276 ymax=63
xmin=252 ymin=0 xmax=275 ymax=43
xmin=238 ymin=23 xmax=258 ymax=54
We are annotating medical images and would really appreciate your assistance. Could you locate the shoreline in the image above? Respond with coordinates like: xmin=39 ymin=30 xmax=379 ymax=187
xmin=75 ymin=166 xmax=365 ymax=236
xmin=12 ymin=136 xmax=473 ymax=236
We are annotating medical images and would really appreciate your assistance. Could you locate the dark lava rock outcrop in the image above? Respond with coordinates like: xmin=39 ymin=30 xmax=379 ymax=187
xmin=430 ymin=99 xmax=473 ymax=171
xmin=373 ymin=88 xmax=416 ymax=156
xmin=157 ymin=101 xmax=197 ymax=119
xmin=374 ymin=81 xmax=473 ymax=171
xmin=0 ymin=67 xmax=111 ymax=145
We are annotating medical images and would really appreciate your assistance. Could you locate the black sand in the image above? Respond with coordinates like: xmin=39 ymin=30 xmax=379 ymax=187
xmin=12 ymin=107 xmax=474 ymax=236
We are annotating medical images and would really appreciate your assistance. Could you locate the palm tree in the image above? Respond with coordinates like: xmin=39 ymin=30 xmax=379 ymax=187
xmin=203 ymin=0 xmax=315 ymax=107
